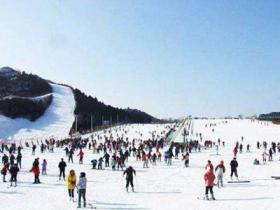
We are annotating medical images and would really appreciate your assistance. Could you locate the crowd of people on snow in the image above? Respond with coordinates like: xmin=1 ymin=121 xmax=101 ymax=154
xmin=0 ymin=121 xmax=280 ymax=205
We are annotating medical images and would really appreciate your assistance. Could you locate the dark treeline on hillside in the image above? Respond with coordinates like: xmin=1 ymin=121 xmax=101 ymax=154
xmin=0 ymin=95 xmax=53 ymax=121
xmin=72 ymin=88 xmax=159 ymax=133
xmin=259 ymin=112 xmax=280 ymax=122
xmin=0 ymin=67 xmax=53 ymax=121
xmin=0 ymin=69 xmax=52 ymax=98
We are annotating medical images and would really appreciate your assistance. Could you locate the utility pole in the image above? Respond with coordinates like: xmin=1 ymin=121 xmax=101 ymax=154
xmin=75 ymin=114 xmax=78 ymax=133
xmin=91 ymin=114 xmax=93 ymax=131
xmin=183 ymin=128 xmax=187 ymax=146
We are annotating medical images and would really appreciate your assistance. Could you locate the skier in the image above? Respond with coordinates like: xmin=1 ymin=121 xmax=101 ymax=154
xmin=246 ymin=144 xmax=250 ymax=152
xmin=30 ymin=158 xmax=40 ymax=184
xmin=239 ymin=144 xmax=243 ymax=153
xmin=205 ymin=160 xmax=213 ymax=170
xmin=2 ymin=153 xmax=9 ymax=165
xmin=233 ymin=146 xmax=238 ymax=157
xmin=142 ymin=152 xmax=149 ymax=168
xmin=182 ymin=152 xmax=189 ymax=167
xmin=77 ymin=172 xmax=87 ymax=208
xmin=215 ymin=145 xmax=219 ymax=155
xmin=16 ymin=153 xmax=22 ymax=168
xmin=1 ymin=163 xmax=9 ymax=182
xmin=104 ymin=152 xmax=110 ymax=167
xmin=204 ymin=167 xmax=216 ymax=200
xmin=111 ymin=158 xmax=116 ymax=171
xmin=262 ymin=151 xmax=268 ymax=164
xmin=152 ymin=153 xmax=157 ymax=165
xmin=10 ymin=154 xmax=15 ymax=165
xmin=77 ymin=149 xmax=84 ymax=164
xmin=42 ymin=159 xmax=47 ymax=175
xmin=67 ymin=170 xmax=77 ymax=201
xmin=68 ymin=148 xmax=74 ymax=163
xmin=10 ymin=163 xmax=19 ymax=187
xmin=58 ymin=158 xmax=67 ymax=180
xmin=215 ymin=160 xmax=225 ymax=187
xmin=32 ymin=144 xmax=36 ymax=155
xmin=91 ymin=159 xmax=97 ymax=169
xmin=98 ymin=157 xmax=103 ymax=170
xmin=123 ymin=166 xmax=136 ymax=192
xmin=230 ymin=157 xmax=238 ymax=180
xmin=268 ymin=148 xmax=273 ymax=161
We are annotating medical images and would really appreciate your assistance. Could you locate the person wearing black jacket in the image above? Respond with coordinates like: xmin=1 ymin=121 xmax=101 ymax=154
xmin=2 ymin=154 xmax=8 ymax=165
xmin=123 ymin=166 xmax=136 ymax=192
xmin=68 ymin=149 xmax=74 ymax=163
xmin=230 ymin=157 xmax=238 ymax=180
xmin=103 ymin=153 xmax=110 ymax=167
xmin=10 ymin=164 xmax=19 ymax=187
xmin=16 ymin=153 xmax=22 ymax=168
xmin=58 ymin=158 xmax=67 ymax=180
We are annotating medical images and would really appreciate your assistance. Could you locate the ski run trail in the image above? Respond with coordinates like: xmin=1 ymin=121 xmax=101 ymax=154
xmin=0 ymin=119 xmax=280 ymax=210
xmin=0 ymin=83 xmax=76 ymax=140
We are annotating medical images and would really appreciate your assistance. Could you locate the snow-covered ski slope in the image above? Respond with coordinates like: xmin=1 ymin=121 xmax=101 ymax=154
xmin=1 ymin=120 xmax=280 ymax=210
xmin=0 ymin=84 xmax=75 ymax=140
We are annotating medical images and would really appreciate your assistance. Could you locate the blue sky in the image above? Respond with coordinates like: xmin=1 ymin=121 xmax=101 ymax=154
xmin=0 ymin=0 xmax=279 ymax=118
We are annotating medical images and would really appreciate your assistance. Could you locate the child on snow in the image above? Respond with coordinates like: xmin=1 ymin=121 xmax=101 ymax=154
xmin=1 ymin=163 xmax=9 ymax=182
xmin=91 ymin=159 xmax=97 ymax=169
xmin=215 ymin=160 xmax=225 ymax=187
xmin=182 ymin=152 xmax=190 ymax=167
xmin=262 ymin=151 xmax=268 ymax=164
xmin=111 ymin=158 xmax=116 ymax=170
xmin=42 ymin=159 xmax=47 ymax=175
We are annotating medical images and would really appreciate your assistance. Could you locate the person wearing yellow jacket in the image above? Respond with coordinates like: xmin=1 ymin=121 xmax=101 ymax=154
xmin=67 ymin=170 xmax=77 ymax=201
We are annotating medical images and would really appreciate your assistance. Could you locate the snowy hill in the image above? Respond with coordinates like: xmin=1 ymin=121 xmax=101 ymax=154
xmin=0 ymin=83 xmax=75 ymax=140
xmin=1 ymin=121 xmax=280 ymax=210
xmin=0 ymin=66 xmax=160 ymax=140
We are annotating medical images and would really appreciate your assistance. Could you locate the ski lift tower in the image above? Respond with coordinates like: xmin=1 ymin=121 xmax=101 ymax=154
xmin=183 ymin=127 xmax=187 ymax=146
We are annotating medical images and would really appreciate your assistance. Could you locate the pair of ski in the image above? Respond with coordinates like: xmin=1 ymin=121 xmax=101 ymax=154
xmin=227 ymin=180 xmax=250 ymax=183
xmin=74 ymin=201 xmax=96 ymax=209
xmin=197 ymin=196 xmax=216 ymax=201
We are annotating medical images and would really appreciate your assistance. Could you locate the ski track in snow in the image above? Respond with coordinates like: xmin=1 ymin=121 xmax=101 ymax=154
xmin=0 ymin=120 xmax=280 ymax=210
xmin=0 ymin=83 xmax=75 ymax=140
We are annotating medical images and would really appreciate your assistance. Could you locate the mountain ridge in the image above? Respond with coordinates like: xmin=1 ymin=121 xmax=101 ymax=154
xmin=0 ymin=66 xmax=160 ymax=133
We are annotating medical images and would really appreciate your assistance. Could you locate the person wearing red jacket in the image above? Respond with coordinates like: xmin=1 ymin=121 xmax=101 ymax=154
xmin=204 ymin=168 xmax=216 ymax=200
xmin=30 ymin=158 xmax=40 ymax=184
xmin=1 ymin=163 xmax=9 ymax=182
xmin=142 ymin=152 xmax=148 ymax=168
xmin=77 ymin=150 xmax=84 ymax=164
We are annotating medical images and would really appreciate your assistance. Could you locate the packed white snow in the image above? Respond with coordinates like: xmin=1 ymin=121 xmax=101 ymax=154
xmin=0 ymin=120 xmax=280 ymax=210
xmin=0 ymin=84 xmax=75 ymax=140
